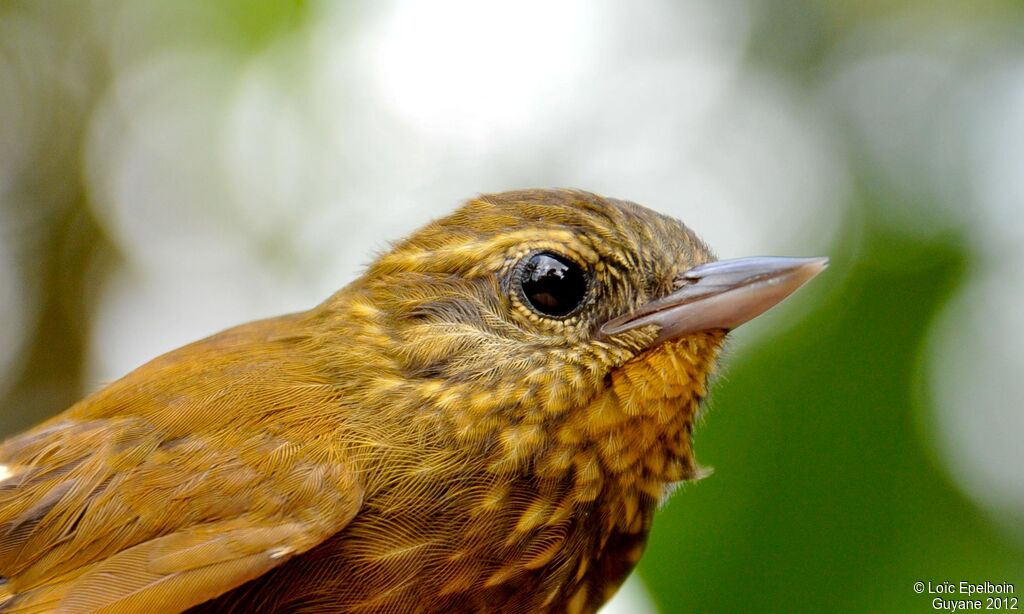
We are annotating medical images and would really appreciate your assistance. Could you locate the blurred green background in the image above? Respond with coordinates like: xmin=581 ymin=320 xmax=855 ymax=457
xmin=0 ymin=1 xmax=1021 ymax=612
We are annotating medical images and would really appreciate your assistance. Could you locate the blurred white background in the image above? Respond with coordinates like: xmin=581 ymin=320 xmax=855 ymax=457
xmin=1 ymin=1 xmax=1022 ymax=611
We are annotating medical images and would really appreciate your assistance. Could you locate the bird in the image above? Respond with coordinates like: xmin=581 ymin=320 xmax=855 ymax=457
xmin=0 ymin=189 xmax=826 ymax=613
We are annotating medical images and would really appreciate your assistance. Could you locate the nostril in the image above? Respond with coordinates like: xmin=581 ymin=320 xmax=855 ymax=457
xmin=671 ymin=270 xmax=701 ymax=292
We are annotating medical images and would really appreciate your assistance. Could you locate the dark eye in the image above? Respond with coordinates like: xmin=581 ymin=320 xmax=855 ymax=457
xmin=517 ymin=252 xmax=588 ymax=317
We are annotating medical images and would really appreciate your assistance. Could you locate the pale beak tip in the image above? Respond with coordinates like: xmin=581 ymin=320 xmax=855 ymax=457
xmin=797 ymin=256 xmax=830 ymax=282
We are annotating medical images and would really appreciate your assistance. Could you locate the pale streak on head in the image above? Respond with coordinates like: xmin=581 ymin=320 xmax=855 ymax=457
xmin=0 ymin=464 xmax=11 ymax=482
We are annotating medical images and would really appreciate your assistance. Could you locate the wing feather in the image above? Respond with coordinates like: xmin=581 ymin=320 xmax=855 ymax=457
xmin=0 ymin=419 xmax=361 ymax=613
xmin=0 ymin=314 xmax=363 ymax=612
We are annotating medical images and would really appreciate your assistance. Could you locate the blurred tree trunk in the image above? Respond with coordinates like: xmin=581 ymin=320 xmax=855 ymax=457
xmin=0 ymin=2 xmax=112 ymax=436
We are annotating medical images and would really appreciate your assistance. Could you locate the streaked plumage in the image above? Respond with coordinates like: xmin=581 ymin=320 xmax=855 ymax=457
xmin=0 ymin=189 xmax=824 ymax=613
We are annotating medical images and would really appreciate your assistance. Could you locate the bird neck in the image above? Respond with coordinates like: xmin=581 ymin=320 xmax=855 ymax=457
xmin=314 ymin=291 xmax=723 ymax=530
xmin=535 ymin=332 xmax=725 ymax=530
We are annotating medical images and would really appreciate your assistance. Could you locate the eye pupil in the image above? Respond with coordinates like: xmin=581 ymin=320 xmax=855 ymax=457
xmin=519 ymin=252 xmax=588 ymax=317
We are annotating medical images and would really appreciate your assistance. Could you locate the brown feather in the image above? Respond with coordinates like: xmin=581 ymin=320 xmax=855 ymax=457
xmin=0 ymin=190 xmax=729 ymax=613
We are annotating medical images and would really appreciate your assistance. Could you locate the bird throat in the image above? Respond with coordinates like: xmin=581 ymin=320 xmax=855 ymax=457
xmin=535 ymin=331 xmax=726 ymax=528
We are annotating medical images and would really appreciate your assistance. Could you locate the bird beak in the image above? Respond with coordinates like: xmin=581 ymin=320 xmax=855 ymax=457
xmin=600 ymin=256 xmax=829 ymax=345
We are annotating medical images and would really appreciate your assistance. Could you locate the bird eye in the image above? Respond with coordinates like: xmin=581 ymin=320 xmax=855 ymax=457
xmin=516 ymin=252 xmax=588 ymax=318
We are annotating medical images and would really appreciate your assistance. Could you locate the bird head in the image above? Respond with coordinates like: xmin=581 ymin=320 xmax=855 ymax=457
xmin=321 ymin=189 xmax=825 ymax=452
